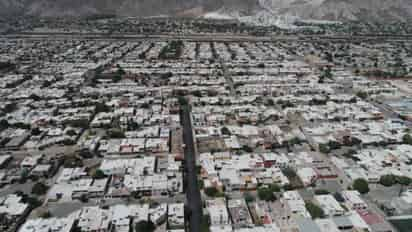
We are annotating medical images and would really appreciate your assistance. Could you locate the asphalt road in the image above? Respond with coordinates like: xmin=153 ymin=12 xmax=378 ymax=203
xmin=6 ymin=33 xmax=412 ymax=43
xmin=181 ymin=105 xmax=202 ymax=232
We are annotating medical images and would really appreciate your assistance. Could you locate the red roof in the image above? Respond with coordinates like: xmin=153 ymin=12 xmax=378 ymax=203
xmin=356 ymin=210 xmax=383 ymax=225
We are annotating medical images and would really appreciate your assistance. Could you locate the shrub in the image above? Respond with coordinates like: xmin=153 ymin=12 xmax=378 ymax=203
xmin=135 ymin=220 xmax=155 ymax=232
xmin=257 ymin=187 xmax=277 ymax=202
xmin=31 ymin=182 xmax=49 ymax=195
xmin=305 ymin=201 xmax=325 ymax=219
xmin=353 ymin=178 xmax=369 ymax=194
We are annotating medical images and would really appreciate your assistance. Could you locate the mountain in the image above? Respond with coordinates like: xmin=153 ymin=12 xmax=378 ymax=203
xmin=256 ymin=0 xmax=412 ymax=22
xmin=0 ymin=0 xmax=411 ymax=22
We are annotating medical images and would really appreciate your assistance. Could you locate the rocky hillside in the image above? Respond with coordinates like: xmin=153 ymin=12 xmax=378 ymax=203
xmin=0 ymin=0 xmax=411 ymax=22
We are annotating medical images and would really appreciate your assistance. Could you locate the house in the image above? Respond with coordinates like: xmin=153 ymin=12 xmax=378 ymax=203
xmin=314 ymin=194 xmax=345 ymax=216
xmin=168 ymin=203 xmax=185 ymax=229
xmin=110 ymin=205 xmax=130 ymax=232
xmin=78 ymin=206 xmax=111 ymax=232
xmin=297 ymin=167 xmax=317 ymax=186
xmin=315 ymin=218 xmax=340 ymax=232
xmin=206 ymin=198 xmax=230 ymax=226
xmin=19 ymin=217 xmax=75 ymax=232
xmin=342 ymin=191 xmax=368 ymax=210
xmin=0 ymin=155 xmax=12 ymax=168
xmin=295 ymin=218 xmax=322 ymax=232
xmin=150 ymin=203 xmax=167 ymax=225
xmin=228 ymin=199 xmax=253 ymax=229
xmin=20 ymin=155 xmax=43 ymax=169
xmin=31 ymin=164 xmax=53 ymax=178
xmin=282 ymin=191 xmax=311 ymax=218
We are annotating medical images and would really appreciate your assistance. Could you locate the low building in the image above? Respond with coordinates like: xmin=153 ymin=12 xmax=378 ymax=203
xmin=314 ymin=194 xmax=345 ymax=216
xmin=168 ymin=203 xmax=185 ymax=229
xmin=342 ymin=191 xmax=368 ymax=211
xmin=206 ymin=198 xmax=230 ymax=226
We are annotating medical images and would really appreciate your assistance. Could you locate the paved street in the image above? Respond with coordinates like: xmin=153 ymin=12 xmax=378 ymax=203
xmin=181 ymin=105 xmax=202 ymax=232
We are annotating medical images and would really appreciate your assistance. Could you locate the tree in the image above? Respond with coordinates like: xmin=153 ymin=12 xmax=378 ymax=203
xmin=108 ymin=129 xmax=125 ymax=139
xmin=221 ymin=127 xmax=231 ymax=135
xmin=192 ymin=90 xmax=202 ymax=97
xmin=353 ymin=178 xmax=369 ymax=194
xmin=328 ymin=140 xmax=341 ymax=150
xmin=41 ymin=211 xmax=52 ymax=218
xmin=135 ymin=220 xmax=155 ymax=232
xmin=397 ymin=176 xmax=412 ymax=186
xmin=0 ymin=119 xmax=9 ymax=131
xmin=92 ymin=169 xmax=106 ymax=179
xmin=31 ymin=127 xmax=42 ymax=136
xmin=403 ymin=134 xmax=412 ymax=145
xmin=265 ymin=99 xmax=275 ymax=106
xmin=95 ymin=102 xmax=110 ymax=113
xmin=63 ymin=156 xmax=83 ymax=168
xmin=29 ymin=94 xmax=41 ymax=101
xmin=269 ymin=183 xmax=281 ymax=193
xmin=356 ymin=91 xmax=368 ymax=100
xmin=314 ymin=189 xmax=330 ymax=195
xmin=319 ymin=143 xmax=330 ymax=154
xmin=257 ymin=187 xmax=276 ymax=202
xmin=200 ymin=215 xmax=210 ymax=232
xmin=198 ymin=179 xmax=204 ymax=189
xmin=379 ymin=175 xmax=397 ymax=187
xmin=305 ymin=201 xmax=325 ymax=219
xmin=80 ymin=194 xmax=89 ymax=203
xmin=244 ymin=193 xmax=255 ymax=203
xmin=242 ymin=145 xmax=253 ymax=153
xmin=25 ymin=196 xmax=42 ymax=209
xmin=66 ymin=129 xmax=77 ymax=137
xmin=282 ymin=167 xmax=297 ymax=178
xmin=31 ymin=182 xmax=49 ymax=195
xmin=204 ymin=187 xmax=224 ymax=198
xmin=177 ymin=96 xmax=188 ymax=106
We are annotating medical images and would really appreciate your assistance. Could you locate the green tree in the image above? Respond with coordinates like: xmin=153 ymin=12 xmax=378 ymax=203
xmin=328 ymin=140 xmax=341 ymax=150
xmin=0 ymin=119 xmax=9 ymax=130
xmin=192 ymin=90 xmax=202 ymax=97
xmin=31 ymin=182 xmax=49 ymax=195
xmin=242 ymin=145 xmax=253 ymax=153
xmin=80 ymin=194 xmax=89 ymax=203
xmin=257 ymin=187 xmax=276 ymax=201
xmin=92 ymin=169 xmax=106 ymax=179
xmin=108 ymin=129 xmax=125 ymax=139
xmin=379 ymin=175 xmax=397 ymax=187
xmin=177 ymin=96 xmax=188 ymax=106
xmin=397 ymin=176 xmax=412 ymax=186
xmin=356 ymin=91 xmax=368 ymax=100
xmin=95 ymin=102 xmax=110 ymax=113
xmin=353 ymin=178 xmax=369 ymax=194
xmin=244 ymin=193 xmax=255 ymax=203
xmin=305 ymin=201 xmax=325 ymax=219
xmin=314 ymin=189 xmax=330 ymax=195
xmin=29 ymin=94 xmax=41 ymax=101
xmin=221 ymin=127 xmax=231 ymax=135
xmin=269 ymin=183 xmax=281 ymax=193
xmin=41 ymin=211 xmax=52 ymax=218
xmin=204 ymin=187 xmax=224 ymax=197
xmin=319 ymin=143 xmax=330 ymax=154
xmin=135 ymin=220 xmax=155 ymax=232
xmin=282 ymin=167 xmax=297 ymax=178
xmin=66 ymin=129 xmax=77 ymax=137
xmin=403 ymin=134 xmax=412 ymax=145
xmin=31 ymin=127 xmax=42 ymax=136
xmin=25 ymin=196 xmax=42 ymax=209
xmin=200 ymin=215 xmax=210 ymax=232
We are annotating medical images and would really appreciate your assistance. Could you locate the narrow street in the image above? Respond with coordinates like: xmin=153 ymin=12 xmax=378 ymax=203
xmin=181 ymin=105 xmax=202 ymax=232
xmin=219 ymin=58 xmax=236 ymax=96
